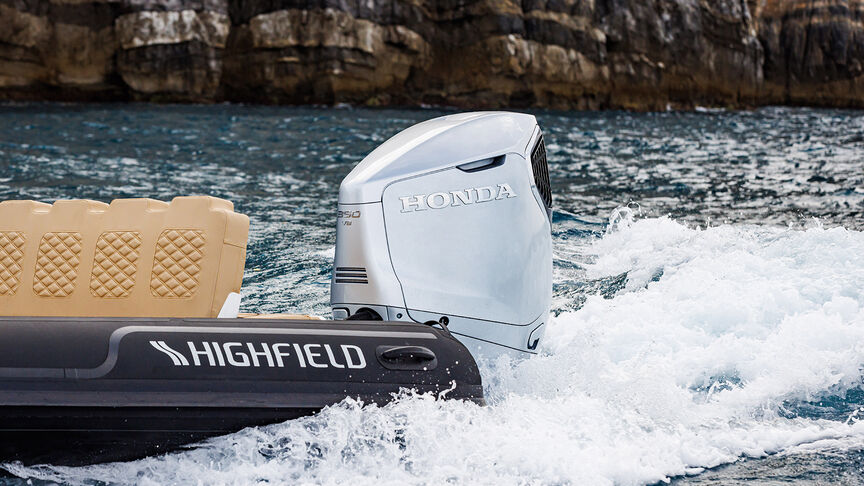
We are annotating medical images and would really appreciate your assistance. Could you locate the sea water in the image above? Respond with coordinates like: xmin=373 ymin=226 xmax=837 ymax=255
xmin=0 ymin=104 xmax=862 ymax=485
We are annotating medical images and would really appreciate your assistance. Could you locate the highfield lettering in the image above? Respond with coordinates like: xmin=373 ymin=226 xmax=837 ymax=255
xmin=150 ymin=341 xmax=367 ymax=369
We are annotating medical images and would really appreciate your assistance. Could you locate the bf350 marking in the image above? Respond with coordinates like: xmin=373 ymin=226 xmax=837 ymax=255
xmin=150 ymin=341 xmax=367 ymax=369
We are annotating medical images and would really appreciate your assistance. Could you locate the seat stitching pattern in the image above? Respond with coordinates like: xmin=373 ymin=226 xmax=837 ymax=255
xmin=33 ymin=232 xmax=82 ymax=297
xmin=90 ymin=231 xmax=142 ymax=298
xmin=0 ymin=231 xmax=26 ymax=296
xmin=150 ymin=229 xmax=205 ymax=298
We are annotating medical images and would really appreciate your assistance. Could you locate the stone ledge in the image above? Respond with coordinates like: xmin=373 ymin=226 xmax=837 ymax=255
xmin=116 ymin=9 xmax=229 ymax=49
xmin=248 ymin=8 xmax=428 ymax=56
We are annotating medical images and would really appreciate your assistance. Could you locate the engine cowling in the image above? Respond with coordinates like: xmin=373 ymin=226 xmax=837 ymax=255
xmin=331 ymin=112 xmax=552 ymax=358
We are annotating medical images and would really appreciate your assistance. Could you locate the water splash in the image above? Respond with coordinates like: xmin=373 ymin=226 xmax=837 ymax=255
xmin=5 ymin=216 xmax=864 ymax=485
xmin=2 ymin=104 xmax=864 ymax=484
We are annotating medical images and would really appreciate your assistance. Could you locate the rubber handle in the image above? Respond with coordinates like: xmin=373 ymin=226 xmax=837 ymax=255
xmin=380 ymin=346 xmax=436 ymax=362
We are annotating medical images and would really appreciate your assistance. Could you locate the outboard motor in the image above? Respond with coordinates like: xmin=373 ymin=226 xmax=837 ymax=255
xmin=331 ymin=112 xmax=552 ymax=357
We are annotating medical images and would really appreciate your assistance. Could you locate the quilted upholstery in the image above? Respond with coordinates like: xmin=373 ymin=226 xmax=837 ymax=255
xmin=0 ymin=231 xmax=25 ymax=296
xmin=150 ymin=229 xmax=206 ymax=298
xmin=0 ymin=197 xmax=248 ymax=317
xmin=33 ymin=232 xmax=83 ymax=297
xmin=89 ymin=231 xmax=142 ymax=298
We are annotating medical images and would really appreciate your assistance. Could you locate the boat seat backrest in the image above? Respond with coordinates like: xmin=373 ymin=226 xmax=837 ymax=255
xmin=0 ymin=196 xmax=249 ymax=318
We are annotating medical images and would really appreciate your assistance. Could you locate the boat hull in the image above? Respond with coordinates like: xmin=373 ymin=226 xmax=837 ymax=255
xmin=0 ymin=317 xmax=483 ymax=465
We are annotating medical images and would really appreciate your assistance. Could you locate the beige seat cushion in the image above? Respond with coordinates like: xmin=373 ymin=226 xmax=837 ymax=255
xmin=0 ymin=196 xmax=248 ymax=318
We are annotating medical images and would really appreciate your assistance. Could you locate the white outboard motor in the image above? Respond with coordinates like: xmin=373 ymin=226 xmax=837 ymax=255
xmin=331 ymin=112 xmax=552 ymax=357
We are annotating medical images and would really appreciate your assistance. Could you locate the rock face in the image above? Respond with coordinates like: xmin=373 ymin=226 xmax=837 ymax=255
xmin=0 ymin=0 xmax=863 ymax=109
xmin=757 ymin=0 xmax=864 ymax=107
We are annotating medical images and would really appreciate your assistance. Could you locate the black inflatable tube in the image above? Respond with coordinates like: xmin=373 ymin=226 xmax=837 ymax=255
xmin=0 ymin=316 xmax=483 ymax=465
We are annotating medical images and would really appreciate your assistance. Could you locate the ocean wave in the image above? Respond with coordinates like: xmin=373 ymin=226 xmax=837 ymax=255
xmin=6 ymin=214 xmax=864 ymax=485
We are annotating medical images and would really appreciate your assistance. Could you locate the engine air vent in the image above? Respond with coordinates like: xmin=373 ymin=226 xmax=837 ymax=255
xmin=334 ymin=266 xmax=368 ymax=284
xmin=531 ymin=135 xmax=552 ymax=210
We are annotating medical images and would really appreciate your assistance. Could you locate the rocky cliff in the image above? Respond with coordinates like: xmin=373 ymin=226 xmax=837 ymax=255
xmin=1 ymin=0 xmax=863 ymax=109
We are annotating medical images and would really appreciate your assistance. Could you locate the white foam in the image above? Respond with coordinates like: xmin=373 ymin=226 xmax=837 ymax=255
xmin=7 ymin=215 xmax=864 ymax=485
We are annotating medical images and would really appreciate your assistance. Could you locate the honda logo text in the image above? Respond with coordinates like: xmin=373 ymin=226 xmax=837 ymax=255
xmin=399 ymin=183 xmax=517 ymax=213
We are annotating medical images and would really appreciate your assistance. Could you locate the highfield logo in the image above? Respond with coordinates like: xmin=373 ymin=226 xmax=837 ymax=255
xmin=399 ymin=183 xmax=517 ymax=213
xmin=150 ymin=340 xmax=367 ymax=369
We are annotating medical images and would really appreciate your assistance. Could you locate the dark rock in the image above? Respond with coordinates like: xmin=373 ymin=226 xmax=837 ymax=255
xmin=0 ymin=0 xmax=863 ymax=109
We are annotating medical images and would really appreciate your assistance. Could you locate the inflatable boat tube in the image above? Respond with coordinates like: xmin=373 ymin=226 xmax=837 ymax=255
xmin=0 ymin=316 xmax=482 ymax=465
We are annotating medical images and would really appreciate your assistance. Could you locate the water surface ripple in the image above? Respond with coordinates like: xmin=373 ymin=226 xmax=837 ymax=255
xmin=0 ymin=103 xmax=863 ymax=485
